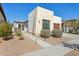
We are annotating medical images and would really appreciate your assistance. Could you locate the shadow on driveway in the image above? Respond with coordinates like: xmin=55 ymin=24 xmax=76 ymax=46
xmin=62 ymin=42 xmax=79 ymax=49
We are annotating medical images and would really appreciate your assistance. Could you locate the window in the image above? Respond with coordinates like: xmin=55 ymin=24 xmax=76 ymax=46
xmin=42 ymin=20 xmax=50 ymax=29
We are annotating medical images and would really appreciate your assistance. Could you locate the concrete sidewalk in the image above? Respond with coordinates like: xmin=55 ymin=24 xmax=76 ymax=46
xmin=23 ymin=44 xmax=72 ymax=56
xmin=22 ymin=32 xmax=52 ymax=48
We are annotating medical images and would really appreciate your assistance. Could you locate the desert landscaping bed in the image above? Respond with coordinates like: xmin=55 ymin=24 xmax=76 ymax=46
xmin=65 ymin=49 xmax=79 ymax=56
xmin=0 ymin=36 xmax=41 ymax=56
xmin=45 ymin=36 xmax=73 ymax=45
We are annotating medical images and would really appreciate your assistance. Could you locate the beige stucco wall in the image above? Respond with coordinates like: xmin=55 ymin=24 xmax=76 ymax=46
xmin=28 ymin=6 xmax=62 ymax=35
xmin=28 ymin=8 xmax=37 ymax=33
xmin=35 ymin=7 xmax=54 ymax=35
xmin=53 ymin=16 xmax=62 ymax=30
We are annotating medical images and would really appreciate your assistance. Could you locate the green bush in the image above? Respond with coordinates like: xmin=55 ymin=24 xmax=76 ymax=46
xmin=40 ymin=29 xmax=50 ymax=39
xmin=0 ymin=27 xmax=3 ymax=37
xmin=52 ymin=29 xmax=63 ymax=38
xmin=0 ymin=23 xmax=12 ymax=37
xmin=15 ymin=30 xmax=21 ymax=36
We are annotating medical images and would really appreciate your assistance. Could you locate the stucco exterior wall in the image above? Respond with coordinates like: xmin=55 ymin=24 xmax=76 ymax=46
xmin=28 ymin=8 xmax=37 ymax=33
xmin=35 ymin=7 xmax=54 ymax=35
xmin=53 ymin=16 xmax=62 ymax=30
xmin=28 ymin=6 xmax=62 ymax=35
xmin=14 ymin=22 xmax=18 ymax=28
xmin=13 ymin=21 xmax=28 ymax=32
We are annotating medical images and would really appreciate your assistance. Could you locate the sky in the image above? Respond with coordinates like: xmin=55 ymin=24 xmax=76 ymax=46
xmin=2 ymin=3 xmax=79 ymax=23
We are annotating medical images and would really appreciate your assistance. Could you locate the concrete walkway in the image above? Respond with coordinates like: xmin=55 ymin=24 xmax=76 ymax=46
xmin=22 ymin=32 xmax=52 ymax=48
xmin=23 ymin=44 xmax=72 ymax=56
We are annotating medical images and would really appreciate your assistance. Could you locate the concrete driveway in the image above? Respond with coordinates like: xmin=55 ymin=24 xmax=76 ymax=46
xmin=23 ymin=44 xmax=72 ymax=56
xmin=22 ymin=33 xmax=79 ymax=56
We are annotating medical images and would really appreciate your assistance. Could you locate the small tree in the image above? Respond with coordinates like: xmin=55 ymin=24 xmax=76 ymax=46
xmin=0 ymin=23 xmax=12 ymax=40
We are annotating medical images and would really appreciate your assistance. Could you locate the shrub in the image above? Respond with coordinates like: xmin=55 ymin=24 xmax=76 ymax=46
xmin=0 ymin=23 xmax=12 ymax=38
xmin=19 ymin=36 xmax=24 ymax=40
xmin=5 ymin=35 xmax=14 ymax=39
xmin=3 ymin=36 xmax=11 ymax=41
xmin=52 ymin=29 xmax=63 ymax=38
xmin=0 ymin=27 xmax=3 ymax=37
xmin=15 ymin=30 xmax=21 ymax=36
xmin=40 ymin=29 xmax=50 ymax=39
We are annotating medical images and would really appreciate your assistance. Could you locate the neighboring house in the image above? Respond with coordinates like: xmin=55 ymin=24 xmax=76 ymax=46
xmin=13 ymin=20 xmax=28 ymax=32
xmin=63 ymin=20 xmax=79 ymax=33
xmin=0 ymin=4 xmax=6 ymax=23
xmin=63 ymin=20 xmax=71 ymax=33
xmin=28 ymin=6 xmax=62 ymax=35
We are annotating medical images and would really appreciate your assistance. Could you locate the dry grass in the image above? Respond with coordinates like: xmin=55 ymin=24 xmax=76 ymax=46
xmin=65 ymin=49 xmax=79 ymax=56
xmin=0 ymin=36 xmax=41 ymax=56
xmin=45 ymin=36 xmax=72 ymax=45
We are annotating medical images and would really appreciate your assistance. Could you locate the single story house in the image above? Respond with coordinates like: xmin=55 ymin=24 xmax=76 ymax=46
xmin=13 ymin=20 xmax=28 ymax=32
xmin=28 ymin=6 xmax=62 ymax=35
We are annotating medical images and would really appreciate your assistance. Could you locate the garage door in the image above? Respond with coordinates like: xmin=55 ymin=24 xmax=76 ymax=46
xmin=54 ymin=23 xmax=60 ymax=30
